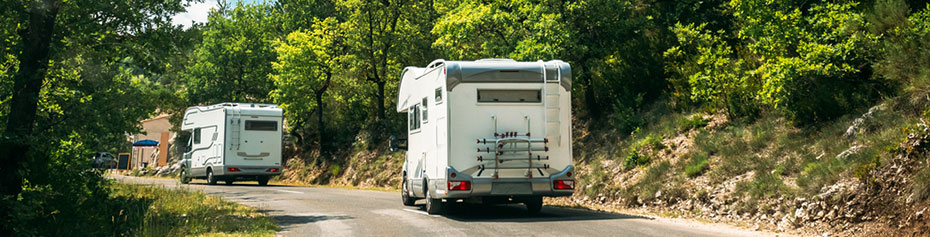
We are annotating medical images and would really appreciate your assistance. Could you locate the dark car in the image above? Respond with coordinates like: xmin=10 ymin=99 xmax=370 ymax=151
xmin=91 ymin=152 xmax=117 ymax=169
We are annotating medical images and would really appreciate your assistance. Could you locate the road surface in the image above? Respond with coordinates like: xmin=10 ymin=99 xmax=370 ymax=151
xmin=112 ymin=176 xmax=773 ymax=236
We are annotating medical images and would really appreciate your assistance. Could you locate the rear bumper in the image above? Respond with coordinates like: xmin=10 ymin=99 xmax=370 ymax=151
xmin=214 ymin=165 xmax=282 ymax=176
xmin=440 ymin=165 xmax=574 ymax=199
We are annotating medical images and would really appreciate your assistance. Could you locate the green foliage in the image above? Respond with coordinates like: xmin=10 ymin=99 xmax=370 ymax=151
xmin=666 ymin=0 xmax=892 ymax=123
xmin=184 ymin=3 xmax=278 ymax=105
xmin=271 ymin=17 xmax=355 ymax=149
xmin=623 ymin=132 xmax=664 ymax=169
xmin=873 ymin=1 xmax=930 ymax=90
xmin=111 ymin=183 xmax=278 ymax=236
xmin=665 ymin=23 xmax=756 ymax=117
xmin=678 ymin=114 xmax=710 ymax=131
xmin=684 ymin=153 xmax=710 ymax=178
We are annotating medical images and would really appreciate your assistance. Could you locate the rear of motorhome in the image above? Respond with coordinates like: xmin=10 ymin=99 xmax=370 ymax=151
xmin=179 ymin=103 xmax=283 ymax=186
xmin=395 ymin=59 xmax=574 ymax=214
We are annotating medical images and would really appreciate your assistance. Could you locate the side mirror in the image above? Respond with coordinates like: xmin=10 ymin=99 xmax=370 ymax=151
xmin=389 ymin=135 xmax=407 ymax=152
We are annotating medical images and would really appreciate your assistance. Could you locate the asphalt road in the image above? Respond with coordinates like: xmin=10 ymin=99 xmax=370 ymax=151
xmin=112 ymin=176 xmax=770 ymax=236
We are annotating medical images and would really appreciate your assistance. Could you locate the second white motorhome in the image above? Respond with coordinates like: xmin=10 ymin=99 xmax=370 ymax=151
xmin=393 ymin=59 xmax=574 ymax=214
xmin=179 ymin=103 xmax=283 ymax=186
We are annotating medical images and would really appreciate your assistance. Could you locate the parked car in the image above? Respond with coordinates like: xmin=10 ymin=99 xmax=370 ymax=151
xmin=91 ymin=152 xmax=117 ymax=169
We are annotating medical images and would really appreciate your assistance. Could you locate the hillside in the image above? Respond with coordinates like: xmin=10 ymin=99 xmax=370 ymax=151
xmin=276 ymin=93 xmax=930 ymax=236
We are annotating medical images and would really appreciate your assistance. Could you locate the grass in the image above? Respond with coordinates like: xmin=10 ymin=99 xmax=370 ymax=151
xmin=111 ymin=183 xmax=278 ymax=236
xmin=684 ymin=153 xmax=709 ymax=178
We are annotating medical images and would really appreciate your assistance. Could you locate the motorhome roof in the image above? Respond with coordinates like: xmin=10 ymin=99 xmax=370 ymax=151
xmin=185 ymin=102 xmax=282 ymax=114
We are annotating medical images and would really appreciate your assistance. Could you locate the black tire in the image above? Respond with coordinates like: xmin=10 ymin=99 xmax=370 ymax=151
xmin=402 ymin=177 xmax=416 ymax=206
xmin=225 ymin=179 xmax=234 ymax=185
xmin=179 ymin=167 xmax=191 ymax=184
xmin=425 ymin=184 xmax=443 ymax=214
xmin=525 ymin=196 xmax=543 ymax=214
xmin=207 ymin=169 xmax=217 ymax=185
xmin=257 ymin=176 xmax=269 ymax=186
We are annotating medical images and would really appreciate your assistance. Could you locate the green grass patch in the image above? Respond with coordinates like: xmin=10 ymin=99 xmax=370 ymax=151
xmin=684 ymin=153 xmax=710 ymax=178
xmin=111 ymin=183 xmax=278 ymax=236
xmin=678 ymin=114 xmax=710 ymax=131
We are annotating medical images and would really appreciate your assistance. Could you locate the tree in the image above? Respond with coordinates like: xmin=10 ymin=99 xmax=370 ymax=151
xmin=184 ymin=3 xmax=278 ymax=105
xmin=271 ymin=18 xmax=346 ymax=150
xmin=342 ymin=0 xmax=436 ymax=128
xmin=0 ymin=0 xmax=185 ymax=234
xmin=0 ymin=3 xmax=61 ymax=223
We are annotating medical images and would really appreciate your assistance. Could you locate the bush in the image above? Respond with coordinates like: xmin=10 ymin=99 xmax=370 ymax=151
xmin=685 ymin=153 xmax=710 ymax=178
xmin=678 ymin=115 xmax=710 ymax=131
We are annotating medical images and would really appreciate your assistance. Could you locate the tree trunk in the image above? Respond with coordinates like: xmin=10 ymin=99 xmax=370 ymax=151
xmin=316 ymin=91 xmax=325 ymax=153
xmin=377 ymin=80 xmax=386 ymax=121
xmin=0 ymin=0 xmax=60 ymax=234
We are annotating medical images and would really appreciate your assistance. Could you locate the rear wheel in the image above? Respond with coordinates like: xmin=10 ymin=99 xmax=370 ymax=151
xmin=401 ymin=176 xmax=416 ymax=206
xmin=179 ymin=167 xmax=191 ymax=184
xmin=257 ymin=176 xmax=269 ymax=186
xmin=425 ymin=185 xmax=443 ymax=214
xmin=207 ymin=169 xmax=217 ymax=185
xmin=524 ymin=196 xmax=543 ymax=214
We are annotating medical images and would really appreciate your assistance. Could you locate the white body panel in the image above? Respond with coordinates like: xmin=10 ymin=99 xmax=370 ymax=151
xmin=398 ymin=59 xmax=574 ymax=200
xmin=181 ymin=103 xmax=283 ymax=179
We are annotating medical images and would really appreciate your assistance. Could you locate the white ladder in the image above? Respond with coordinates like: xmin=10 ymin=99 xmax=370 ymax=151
xmin=541 ymin=62 xmax=562 ymax=145
xmin=228 ymin=108 xmax=241 ymax=151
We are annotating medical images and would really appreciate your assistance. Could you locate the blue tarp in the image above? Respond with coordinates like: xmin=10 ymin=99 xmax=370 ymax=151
xmin=132 ymin=139 xmax=159 ymax=147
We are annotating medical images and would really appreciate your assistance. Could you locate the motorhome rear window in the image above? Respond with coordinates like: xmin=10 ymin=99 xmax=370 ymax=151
xmin=245 ymin=121 xmax=277 ymax=131
xmin=477 ymin=89 xmax=541 ymax=103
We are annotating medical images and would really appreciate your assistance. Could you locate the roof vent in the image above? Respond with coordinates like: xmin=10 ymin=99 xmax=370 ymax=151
xmin=476 ymin=58 xmax=516 ymax=63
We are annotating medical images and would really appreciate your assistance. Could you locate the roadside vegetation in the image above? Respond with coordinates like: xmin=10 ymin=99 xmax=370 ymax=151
xmin=111 ymin=183 xmax=278 ymax=236
xmin=4 ymin=0 xmax=930 ymax=235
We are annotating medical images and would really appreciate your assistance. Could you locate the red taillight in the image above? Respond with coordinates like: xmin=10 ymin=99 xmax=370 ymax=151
xmin=566 ymin=172 xmax=572 ymax=177
xmin=267 ymin=168 xmax=279 ymax=172
xmin=227 ymin=167 xmax=240 ymax=172
xmin=448 ymin=181 xmax=471 ymax=191
xmin=554 ymin=180 xmax=574 ymax=190
xmin=450 ymin=172 xmax=457 ymax=178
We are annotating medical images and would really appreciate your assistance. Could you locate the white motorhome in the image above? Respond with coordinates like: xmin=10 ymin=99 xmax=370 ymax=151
xmin=178 ymin=103 xmax=283 ymax=186
xmin=394 ymin=59 xmax=574 ymax=214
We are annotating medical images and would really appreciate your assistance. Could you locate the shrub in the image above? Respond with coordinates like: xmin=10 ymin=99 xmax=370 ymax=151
xmin=685 ymin=153 xmax=710 ymax=178
xmin=678 ymin=115 xmax=710 ymax=131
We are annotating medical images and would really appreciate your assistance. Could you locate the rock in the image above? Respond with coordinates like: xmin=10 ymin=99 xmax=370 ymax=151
xmin=795 ymin=208 xmax=808 ymax=222
xmin=822 ymin=232 xmax=831 ymax=237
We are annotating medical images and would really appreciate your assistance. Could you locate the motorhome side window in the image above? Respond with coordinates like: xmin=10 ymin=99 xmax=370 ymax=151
xmin=193 ymin=128 xmax=202 ymax=144
xmin=435 ymin=87 xmax=442 ymax=103
xmin=408 ymin=105 xmax=420 ymax=131
xmin=245 ymin=120 xmax=277 ymax=131
xmin=477 ymin=89 xmax=541 ymax=103
xmin=421 ymin=97 xmax=428 ymax=121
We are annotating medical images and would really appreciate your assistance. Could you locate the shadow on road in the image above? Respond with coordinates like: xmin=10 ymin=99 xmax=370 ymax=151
xmin=186 ymin=181 xmax=288 ymax=187
xmin=270 ymin=214 xmax=354 ymax=229
xmin=420 ymin=202 xmax=653 ymax=223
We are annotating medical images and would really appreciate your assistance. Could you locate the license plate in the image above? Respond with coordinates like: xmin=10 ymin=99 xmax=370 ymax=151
xmin=491 ymin=182 xmax=532 ymax=195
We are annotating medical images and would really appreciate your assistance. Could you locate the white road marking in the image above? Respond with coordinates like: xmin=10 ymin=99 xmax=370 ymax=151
xmin=402 ymin=208 xmax=434 ymax=216
xmin=274 ymin=189 xmax=303 ymax=194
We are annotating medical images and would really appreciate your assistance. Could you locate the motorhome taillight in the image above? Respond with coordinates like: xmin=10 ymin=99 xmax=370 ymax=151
xmin=567 ymin=172 xmax=572 ymax=177
xmin=227 ymin=167 xmax=240 ymax=172
xmin=448 ymin=181 xmax=471 ymax=191
xmin=450 ymin=172 xmax=457 ymax=178
xmin=267 ymin=168 xmax=279 ymax=172
xmin=554 ymin=180 xmax=574 ymax=190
